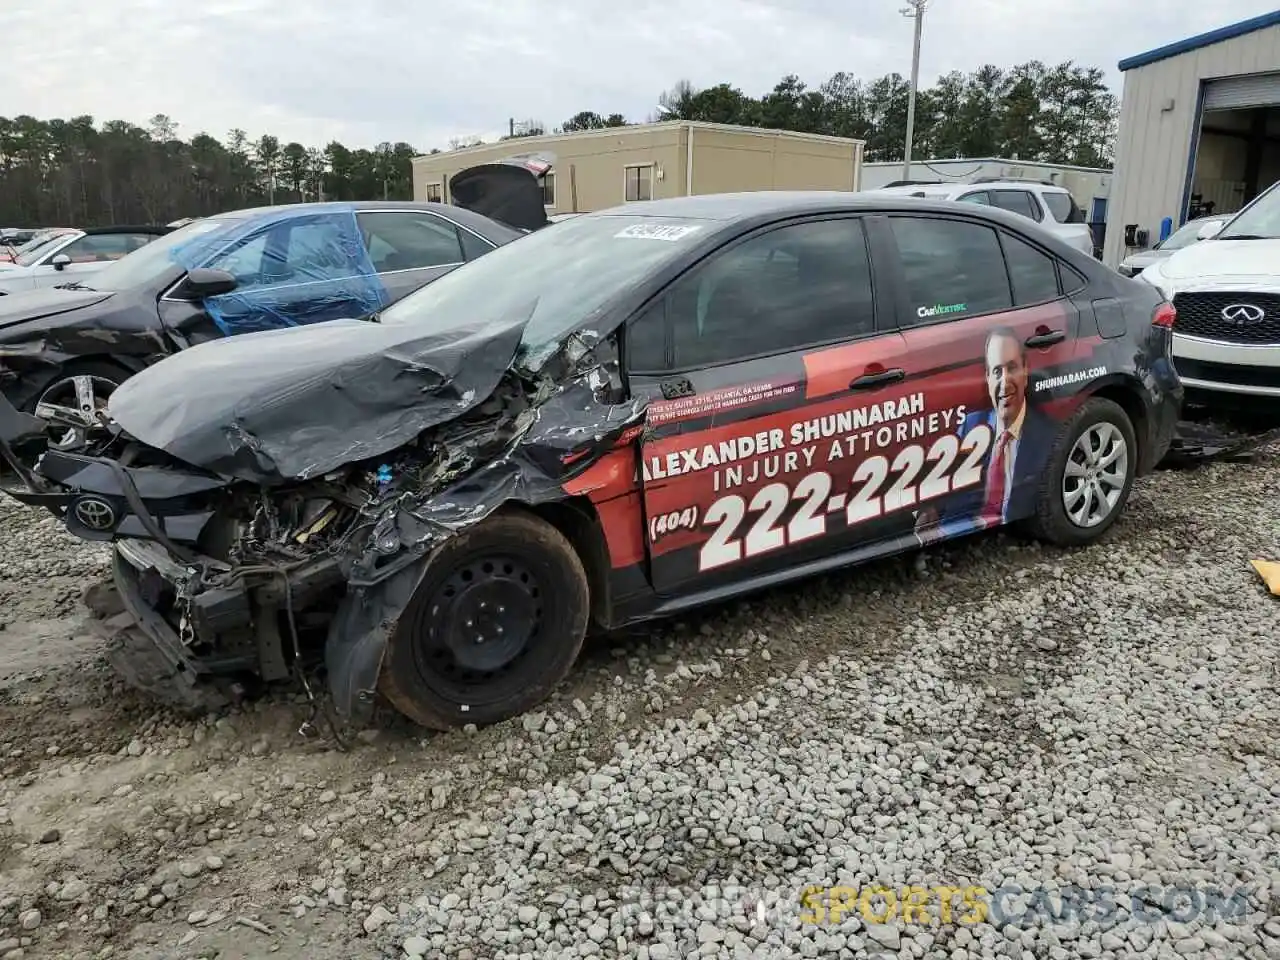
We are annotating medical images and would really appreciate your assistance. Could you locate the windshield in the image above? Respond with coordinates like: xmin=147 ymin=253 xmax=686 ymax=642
xmin=87 ymin=217 xmax=244 ymax=291
xmin=14 ymin=232 xmax=74 ymax=266
xmin=1158 ymin=219 xmax=1220 ymax=251
xmin=1218 ymin=181 xmax=1280 ymax=240
xmin=378 ymin=213 xmax=713 ymax=361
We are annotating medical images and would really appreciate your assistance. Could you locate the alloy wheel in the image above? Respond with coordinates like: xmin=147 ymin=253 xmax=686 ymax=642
xmin=1061 ymin=421 xmax=1129 ymax=528
xmin=34 ymin=374 xmax=119 ymax=451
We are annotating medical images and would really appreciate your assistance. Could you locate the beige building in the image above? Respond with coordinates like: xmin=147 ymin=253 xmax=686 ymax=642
xmin=412 ymin=120 xmax=864 ymax=214
xmin=1105 ymin=12 xmax=1280 ymax=267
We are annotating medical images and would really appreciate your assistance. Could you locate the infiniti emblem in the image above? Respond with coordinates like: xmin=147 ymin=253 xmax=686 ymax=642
xmin=1221 ymin=303 xmax=1265 ymax=324
xmin=73 ymin=496 xmax=116 ymax=531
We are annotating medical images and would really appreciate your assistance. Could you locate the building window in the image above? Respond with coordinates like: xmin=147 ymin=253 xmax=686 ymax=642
xmin=424 ymin=182 xmax=443 ymax=203
xmin=625 ymin=164 xmax=653 ymax=202
xmin=542 ymin=172 xmax=556 ymax=207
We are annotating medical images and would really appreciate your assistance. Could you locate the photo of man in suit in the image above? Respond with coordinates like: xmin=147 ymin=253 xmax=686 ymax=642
xmin=915 ymin=326 xmax=1058 ymax=544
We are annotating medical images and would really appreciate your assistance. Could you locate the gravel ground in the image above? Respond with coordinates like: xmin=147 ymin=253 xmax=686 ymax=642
xmin=0 ymin=446 xmax=1278 ymax=960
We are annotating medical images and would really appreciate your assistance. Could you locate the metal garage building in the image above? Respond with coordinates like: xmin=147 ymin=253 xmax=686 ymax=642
xmin=412 ymin=121 xmax=864 ymax=214
xmin=1104 ymin=11 xmax=1280 ymax=267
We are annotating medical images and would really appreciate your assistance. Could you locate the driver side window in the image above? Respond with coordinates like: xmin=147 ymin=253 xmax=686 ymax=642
xmin=206 ymin=230 xmax=273 ymax=287
xmin=626 ymin=218 xmax=876 ymax=372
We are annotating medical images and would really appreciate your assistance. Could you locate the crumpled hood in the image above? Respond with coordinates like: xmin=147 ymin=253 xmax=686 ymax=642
xmin=106 ymin=314 xmax=529 ymax=484
xmin=0 ymin=287 xmax=114 ymax=328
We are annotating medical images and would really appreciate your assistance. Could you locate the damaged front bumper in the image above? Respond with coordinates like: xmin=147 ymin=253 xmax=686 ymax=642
xmin=0 ymin=390 xmax=409 ymax=721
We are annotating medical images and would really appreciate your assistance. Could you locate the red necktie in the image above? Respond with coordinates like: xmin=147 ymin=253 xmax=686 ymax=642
xmin=981 ymin=431 xmax=1013 ymax=524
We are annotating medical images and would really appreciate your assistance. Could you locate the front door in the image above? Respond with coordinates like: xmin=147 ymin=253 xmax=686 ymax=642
xmin=160 ymin=212 xmax=390 ymax=343
xmin=628 ymin=215 xmax=919 ymax=597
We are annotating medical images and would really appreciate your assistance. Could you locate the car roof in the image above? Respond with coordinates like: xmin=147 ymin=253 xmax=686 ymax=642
xmin=580 ymin=190 xmax=1072 ymax=231
xmin=869 ymin=181 xmax=1069 ymax=197
xmin=79 ymin=224 xmax=172 ymax=235
xmin=211 ymin=199 xmax=519 ymax=237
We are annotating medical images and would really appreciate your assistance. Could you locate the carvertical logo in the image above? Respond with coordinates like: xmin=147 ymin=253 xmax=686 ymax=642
xmin=916 ymin=303 xmax=967 ymax=319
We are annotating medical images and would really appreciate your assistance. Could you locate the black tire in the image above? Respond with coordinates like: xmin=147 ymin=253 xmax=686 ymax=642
xmin=379 ymin=511 xmax=590 ymax=730
xmin=1026 ymin=397 xmax=1138 ymax=547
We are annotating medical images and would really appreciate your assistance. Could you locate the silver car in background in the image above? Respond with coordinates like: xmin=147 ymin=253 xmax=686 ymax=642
xmin=1118 ymin=213 xmax=1232 ymax=277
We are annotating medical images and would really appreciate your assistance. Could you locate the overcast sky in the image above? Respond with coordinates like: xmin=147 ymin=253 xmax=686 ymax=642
xmin=3 ymin=0 xmax=1276 ymax=152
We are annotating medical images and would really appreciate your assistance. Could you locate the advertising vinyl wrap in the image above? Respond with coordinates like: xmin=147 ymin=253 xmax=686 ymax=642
xmin=567 ymin=301 xmax=1118 ymax=599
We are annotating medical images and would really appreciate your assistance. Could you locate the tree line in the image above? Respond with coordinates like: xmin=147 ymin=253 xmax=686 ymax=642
xmin=0 ymin=59 xmax=1115 ymax=229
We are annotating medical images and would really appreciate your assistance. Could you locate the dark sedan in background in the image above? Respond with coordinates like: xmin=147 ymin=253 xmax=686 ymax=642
xmin=0 ymin=198 xmax=530 ymax=455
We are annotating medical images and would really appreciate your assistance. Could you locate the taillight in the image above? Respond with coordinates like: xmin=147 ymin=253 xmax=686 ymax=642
xmin=1152 ymin=302 xmax=1176 ymax=329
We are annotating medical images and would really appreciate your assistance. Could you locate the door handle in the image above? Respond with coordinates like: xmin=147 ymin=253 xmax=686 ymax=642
xmin=848 ymin=368 xmax=906 ymax=391
xmin=660 ymin=377 xmax=695 ymax=400
xmin=1025 ymin=329 xmax=1066 ymax=348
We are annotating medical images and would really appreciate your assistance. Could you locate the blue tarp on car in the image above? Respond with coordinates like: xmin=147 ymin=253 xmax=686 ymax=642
xmin=167 ymin=204 xmax=389 ymax=336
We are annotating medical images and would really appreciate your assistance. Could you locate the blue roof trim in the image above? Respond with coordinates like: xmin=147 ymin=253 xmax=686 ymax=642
xmin=1119 ymin=10 xmax=1280 ymax=71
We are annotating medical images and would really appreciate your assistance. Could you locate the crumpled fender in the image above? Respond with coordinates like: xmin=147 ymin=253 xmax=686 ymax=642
xmin=325 ymin=360 xmax=647 ymax=721
xmin=326 ymin=555 xmax=431 ymax=724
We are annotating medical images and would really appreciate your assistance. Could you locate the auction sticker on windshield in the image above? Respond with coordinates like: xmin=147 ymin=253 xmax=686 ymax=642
xmin=615 ymin=223 xmax=703 ymax=242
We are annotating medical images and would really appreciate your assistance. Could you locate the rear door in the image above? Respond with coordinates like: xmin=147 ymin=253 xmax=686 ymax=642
xmin=628 ymin=215 xmax=918 ymax=597
xmin=356 ymin=210 xmax=496 ymax=304
xmin=882 ymin=212 xmax=1089 ymax=539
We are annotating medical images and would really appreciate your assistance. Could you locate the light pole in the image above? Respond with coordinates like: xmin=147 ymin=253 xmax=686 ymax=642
xmin=900 ymin=0 xmax=929 ymax=182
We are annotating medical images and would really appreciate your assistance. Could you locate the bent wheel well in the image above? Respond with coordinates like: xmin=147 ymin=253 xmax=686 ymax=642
xmin=1090 ymin=383 xmax=1148 ymax=471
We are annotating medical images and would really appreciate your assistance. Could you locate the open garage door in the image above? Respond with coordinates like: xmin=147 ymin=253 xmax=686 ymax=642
xmin=1186 ymin=76 xmax=1280 ymax=222
xmin=1204 ymin=73 xmax=1280 ymax=111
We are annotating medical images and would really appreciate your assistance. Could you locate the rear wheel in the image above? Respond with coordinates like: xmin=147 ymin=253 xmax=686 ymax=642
xmin=379 ymin=511 xmax=590 ymax=730
xmin=1027 ymin=397 xmax=1137 ymax=546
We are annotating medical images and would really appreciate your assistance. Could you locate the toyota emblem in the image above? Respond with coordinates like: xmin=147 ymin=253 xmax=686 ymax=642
xmin=73 ymin=497 xmax=116 ymax=531
xmin=1221 ymin=303 xmax=1265 ymax=324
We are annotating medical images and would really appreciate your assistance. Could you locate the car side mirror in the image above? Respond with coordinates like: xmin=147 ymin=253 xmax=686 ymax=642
xmin=186 ymin=267 xmax=238 ymax=298
xmin=1197 ymin=220 xmax=1224 ymax=241
xmin=50 ymin=254 xmax=71 ymax=271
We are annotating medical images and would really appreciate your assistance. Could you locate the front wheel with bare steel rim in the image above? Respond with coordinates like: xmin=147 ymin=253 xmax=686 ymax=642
xmin=1026 ymin=396 xmax=1137 ymax=547
xmin=379 ymin=511 xmax=590 ymax=730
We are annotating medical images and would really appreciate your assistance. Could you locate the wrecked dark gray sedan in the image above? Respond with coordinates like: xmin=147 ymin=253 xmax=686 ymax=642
xmin=0 ymin=192 xmax=1182 ymax=728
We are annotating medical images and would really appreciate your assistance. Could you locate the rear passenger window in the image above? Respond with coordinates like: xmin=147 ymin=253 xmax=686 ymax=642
xmin=990 ymin=190 xmax=1042 ymax=221
xmin=889 ymin=217 xmax=1012 ymax=324
xmin=1042 ymin=191 xmax=1081 ymax=223
xmin=357 ymin=212 xmax=465 ymax=272
xmin=459 ymin=229 xmax=496 ymax=261
xmin=1000 ymin=233 xmax=1061 ymax=305
xmin=663 ymin=219 xmax=876 ymax=369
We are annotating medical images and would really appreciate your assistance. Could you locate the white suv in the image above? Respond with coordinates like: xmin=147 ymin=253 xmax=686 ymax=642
xmin=1138 ymin=180 xmax=1280 ymax=401
xmin=860 ymin=179 xmax=1095 ymax=258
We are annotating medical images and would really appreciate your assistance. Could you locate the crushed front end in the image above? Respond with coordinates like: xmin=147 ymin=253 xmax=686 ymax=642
xmin=0 ymin=343 xmax=635 ymax=724
xmin=4 ymin=428 xmax=370 ymax=712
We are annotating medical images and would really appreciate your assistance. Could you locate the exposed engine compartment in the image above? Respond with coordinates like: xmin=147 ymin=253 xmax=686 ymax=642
xmin=60 ymin=370 xmax=550 ymax=711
